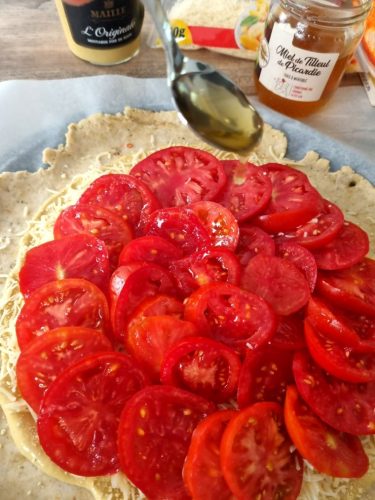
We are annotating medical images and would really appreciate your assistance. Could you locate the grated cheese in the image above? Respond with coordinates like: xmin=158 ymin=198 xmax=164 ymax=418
xmin=169 ymin=0 xmax=249 ymax=29
xmin=148 ymin=0 xmax=270 ymax=59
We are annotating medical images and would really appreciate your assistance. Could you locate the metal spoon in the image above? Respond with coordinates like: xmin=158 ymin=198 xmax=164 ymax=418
xmin=143 ymin=0 xmax=263 ymax=154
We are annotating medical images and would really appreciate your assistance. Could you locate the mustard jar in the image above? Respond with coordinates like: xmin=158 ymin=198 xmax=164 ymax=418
xmin=255 ymin=0 xmax=372 ymax=117
xmin=55 ymin=0 xmax=144 ymax=65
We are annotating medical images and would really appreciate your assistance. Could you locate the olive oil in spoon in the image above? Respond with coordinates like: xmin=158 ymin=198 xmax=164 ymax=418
xmin=143 ymin=0 xmax=263 ymax=154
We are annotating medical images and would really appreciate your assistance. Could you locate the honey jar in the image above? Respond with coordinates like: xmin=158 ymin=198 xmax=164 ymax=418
xmin=55 ymin=0 xmax=144 ymax=65
xmin=255 ymin=0 xmax=372 ymax=117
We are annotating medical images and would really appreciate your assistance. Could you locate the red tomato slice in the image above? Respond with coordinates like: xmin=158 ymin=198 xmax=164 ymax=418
xmin=161 ymin=337 xmax=241 ymax=403
xmin=317 ymin=258 xmax=375 ymax=317
xmin=254 ymin=163 xmax=322 ymax=232
xmin=183 ymin=410 xmax=237 ymax=500
xmin=118 ymin=235 xmax=183 ymax=267
xmin=241 ymin=254 xmax=311 ymax=316
xmin=16 ymin=327 xmax=112 ymax=413
xmin=169 ymin=247 xmax=241 ymax=297
xmin=293 ymin=350 xmax=375 ymax=435
xmin=125 ymin=315 xmax=198 ymax=380
xmin=53 ymin=203 xmax=133 ymax=270
xmin=276 ymin=241 xmax=317 ymax=292
xmin=118 ymin=385 xmax=216 ymax=499
xmin=217 ymin=160 xmax=272 ymax=221
xmin=304 ymin=320 xmax=375 ymax=383
xmin=109 ymin=262 xmax=144 ymax=305
xmin=312 ymin=304 xmax=375 ymax=354
xmin=78 ymin=173 xmax=160 ymax=234
xmin=128 ymin=294 xmax=184 ymax=324
xmin=338 ymin=309 xmax=375 ymax=353
xmin=129 ymin=146 xmax=227 ymax=207
xmin=220 ymin=402 xmax=303 ymax=500
xmin=312 ymin=221 xmax=369 ymax=270
xmin=306 ymin=296 xmax=360 ymax=347
xmin=184 ymin=283 xmax=277 ymax=351
xmin=271 ymin=313 xmax=306 ymax=351
xmin=237 ymin=345 xmax=294 ymax=408
xmin=145 ymin=207 xmax=211 ymax=255
xmin=284 ymin=385 xmax=369 ymax=478
xmin=275 ymin=199 xmax=344 ymax=249
xmin=16 ymin=278 xmax=110 ymax=350
xmin=189 ymin=201 xmax=239 ymax=251
xmin=235 ymin=225 xmax=275 ymax=266
xmin=111 ymin=263 xmax=176 ymax=340
xmin=38 ymin=352 xmax=147 ymax=476
xmin=19 ymin=234 xmax=110 ymax=298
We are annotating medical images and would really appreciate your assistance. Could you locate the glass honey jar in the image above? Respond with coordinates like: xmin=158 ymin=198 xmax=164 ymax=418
xmin=55 ymin=0 xmax=144 ymax=65
xmin=255 ymin=0 xmax=372 ymax=117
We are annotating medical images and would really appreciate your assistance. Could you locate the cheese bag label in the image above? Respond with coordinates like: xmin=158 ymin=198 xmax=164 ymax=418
xmin=258 ymin=22 xmax=339 ymax=102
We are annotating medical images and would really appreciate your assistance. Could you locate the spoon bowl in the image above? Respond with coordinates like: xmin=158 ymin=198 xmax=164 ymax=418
xmin=144 ymin=0 xmax=263 ymax=154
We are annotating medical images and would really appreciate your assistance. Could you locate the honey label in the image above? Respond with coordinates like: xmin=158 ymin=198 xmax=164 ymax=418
xmin=62 ymin=0 xmax=143 ymax=49
xmin=258 ymin=22 xmax=339 ymax=102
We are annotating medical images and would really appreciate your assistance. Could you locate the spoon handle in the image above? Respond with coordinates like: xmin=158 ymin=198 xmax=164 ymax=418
xmin=143 ymin=0 xmax=184 ymax=79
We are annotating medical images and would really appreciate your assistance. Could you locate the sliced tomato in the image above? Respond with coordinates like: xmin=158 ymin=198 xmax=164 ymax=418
xmin=16 ymin=278 xmax=110 ymax=350
xmin=125 ymin=315 xmax=198 ymax=380
xmin=183 ymin=410 xmax=237 ymax=500
xmin=306 ymin=296 xmax=360 ymax=347
xmin=235 ymin=225 xmax=275 ymax=266
xmin=128 ymin=294 xmax=184 ymax=324
xmin=111 ymin=263 xmax=176 ymax=340
xmin=184 ymin=283 xmax=277 ymax=351
xmin=169 ymin=247 xmax=241 ymax=297
xmin=237 ymin=345 xmax=294 ymax=408
xmin=145 ymin=207 xmax=211 ymax=255
xmin=161 ymin=337 xmax=241 ymax=403
xmin=109 ymin=262 xmax=144 ymax=305
xmin=241 ymin=254 xmax=310 ymax=316
xmin=304 ymin=320 xmax=375 ymax=383
xmin=312 ymin=221 xmax=369 ymax=270
xmin=293 ymin=350 xmax=375 ymax=435
xmin=220 ymin=402 xmax=303 ymax=500
xmin=118 ymin=235 xmax=183 ymax=267
xmin=129 ymin=146 xmax=227 ymax=207
xmin=276 ymin=242 xmax=317 ymax=292
xmin=16 ymin=327 xmax=112 ymax=413
xmin=338 ymin=309 xmax=375 ymax=353
xmin=78 ymin=173 xmax=160 ymax=234
xmin=317 ymin=258 xmax=375 ymax=317
xmin=38 ymin=352 xmax=147 ymax=476
xmin=118 ymin=385 xmax=215 ymax=499
xmin=271 ymin=313 xmax=306 ymax=351
xmin=254 ymin=163 xmax=322 ymax=232
xmin=217 ymin=160 xmax=272 ymax=221
xmin=284 ymin=385 xmax=369 ymax=478
xmin=275 ymin=199 xmax=344 ymax=249
xmin=19 ymin=234 xmax=110 ymax=298
xmin=53 ymin=203 xmax=133 ymax=270
xmin=189 ymin=201 xmax=239 ymax=251
xmin=309 ymin=301 xmax=375 ymax=353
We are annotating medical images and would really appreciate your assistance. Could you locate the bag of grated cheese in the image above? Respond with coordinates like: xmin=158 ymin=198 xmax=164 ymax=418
xmin=147 ymin=0 xmax=271 ymax=59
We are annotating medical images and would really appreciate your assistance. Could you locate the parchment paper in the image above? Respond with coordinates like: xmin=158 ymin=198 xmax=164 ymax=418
xmin=0 ymin=75 xmax=374 ymax=182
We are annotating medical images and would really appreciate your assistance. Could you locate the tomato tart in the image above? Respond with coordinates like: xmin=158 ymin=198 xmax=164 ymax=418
xmin=0 ymin=108 xmax=374 ymax=500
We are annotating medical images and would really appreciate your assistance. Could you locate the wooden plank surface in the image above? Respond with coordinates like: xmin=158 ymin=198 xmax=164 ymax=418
xmin=0 ymin=0 xmax=361 ymax=94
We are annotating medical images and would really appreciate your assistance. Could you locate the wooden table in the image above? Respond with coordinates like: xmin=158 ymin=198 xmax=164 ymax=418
xmin=0 ymin=0 xmax=362 ymax=93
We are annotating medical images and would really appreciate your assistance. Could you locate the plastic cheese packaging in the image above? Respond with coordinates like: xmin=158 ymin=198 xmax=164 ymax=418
xmin=147 ymin=0 xmax=270 ymax=59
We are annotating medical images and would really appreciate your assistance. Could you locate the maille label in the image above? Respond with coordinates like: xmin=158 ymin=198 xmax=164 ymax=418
xmin=62 ymin=0 xmax=144 ymax=49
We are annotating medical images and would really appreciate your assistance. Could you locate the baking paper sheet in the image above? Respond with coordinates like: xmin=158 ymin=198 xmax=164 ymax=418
xmin=0 ymin=75 xmax=374 ymax=182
